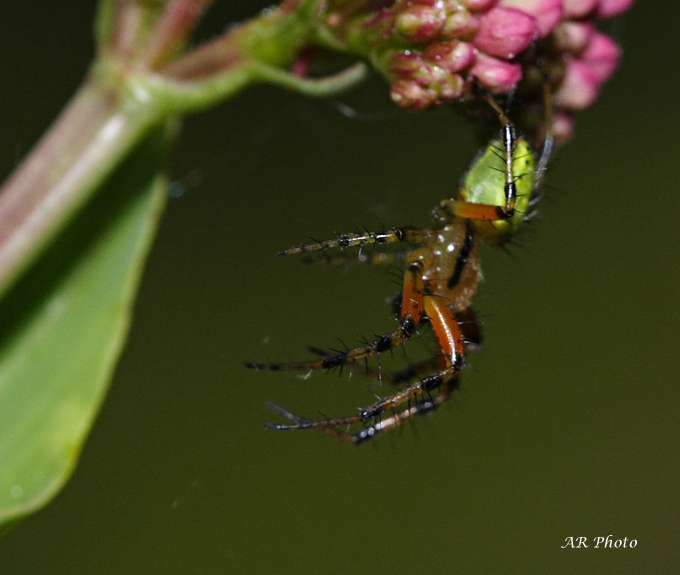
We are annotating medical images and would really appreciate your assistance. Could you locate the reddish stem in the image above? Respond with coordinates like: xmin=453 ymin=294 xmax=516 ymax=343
xmin=143 ymin=0 xmax=215 ymax=70
xmin=0 ymin=74 xmax=160 ymax=298
xmin=109 ymin=1 xmax=145 ymax=60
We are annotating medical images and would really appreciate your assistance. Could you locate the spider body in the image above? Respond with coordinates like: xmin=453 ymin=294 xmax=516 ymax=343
xmin=455 ymin=136 xmax=535 ymax=245
xmin=247 ymin=86 xmax=553 ymax=443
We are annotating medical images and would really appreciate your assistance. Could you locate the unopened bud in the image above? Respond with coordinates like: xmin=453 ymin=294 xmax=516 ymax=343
xmin=470 ymin=52 xmax=523 ymax=91
xmin=595 ymin=0 xmax=635 ymax=18
xmin=500 ymin=0 xmax=563 ymax=36
xmin=434 ymin=70 xmax=466 ymax=99
xmin=391 ymin=78 xmax=436 ymax=110
xmin=562 ymin=0 xmax=599 ymax=18
xmin=458 ymin=0 xmax=498 ymax=11
xmin=323 ymin=0 xmax=634 ymax=122
xmin=580 ymin=30 xmax=620 ymax=82
xmin=554 ymin=59 xmax=599 ymax=110
xmin=396 ymin=1 xmax=447 ymax=43
xmin=389 ymin=50 xmax=426 ymax=75
xmin=473 ymin=7 xmax=537 ymax=59
xmin=422 ymin=40 xmax=476 ymax=73
xmin=553 ymin=21 xmax=594 ymax=54
xmin=442 ymin=8 xmax=479 ymax=39
xmin=552 ymin=111 xmax=575 ymax=144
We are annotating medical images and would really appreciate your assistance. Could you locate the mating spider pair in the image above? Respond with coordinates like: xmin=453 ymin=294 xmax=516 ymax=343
xmin=246 ymin=84 xmax=554 ymax=443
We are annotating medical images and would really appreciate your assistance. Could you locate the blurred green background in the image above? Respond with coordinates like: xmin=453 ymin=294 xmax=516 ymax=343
xmin=0 ymin=2 xmax=678 ymax=573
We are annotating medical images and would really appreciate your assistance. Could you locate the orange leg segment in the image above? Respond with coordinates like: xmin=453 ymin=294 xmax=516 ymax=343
xmin=423 ymin=296 xmax=464 ymax=368
xmin=453 ymin=200 xmax=508 ymax=222
xmin=400 ymin=260 xmax=425 ymax=326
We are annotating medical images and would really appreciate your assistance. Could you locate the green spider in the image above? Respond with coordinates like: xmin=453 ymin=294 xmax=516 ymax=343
xmin=247 ymin=83 xmax=554 ymax=443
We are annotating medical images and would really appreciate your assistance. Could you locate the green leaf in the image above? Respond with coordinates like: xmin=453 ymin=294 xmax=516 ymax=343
xmin=0 ymin=124 xmax=174 ymax=530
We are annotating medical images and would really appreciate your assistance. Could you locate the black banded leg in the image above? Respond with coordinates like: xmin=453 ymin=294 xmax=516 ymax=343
xmin=264 ymin=295 xmax=466 ymax=442
xmin=244 ymin=316 xmax=420 ymax=373
xmin=265 ymin=373 xmax=460 ymax=444
xmin=349 ymin=376 xmax=459 ymax=444
xmin=246 ymin=257 xmax=426 ymax=374
xmin=278 ymin=227 xmax=435 ymax=256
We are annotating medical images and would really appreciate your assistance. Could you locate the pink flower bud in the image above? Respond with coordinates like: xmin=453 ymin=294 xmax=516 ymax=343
xmin=391 ymin=78 xmax=435 ymax=110
xmin=499 ymin=0 xmax=563 ymax=36
xmin=470 ymin=52 xmax=523 ymax=92
xmin=442 ymin=9 xmax=479 ymax=39
xmin=396 ymin=2 xmax=447 ymax=44
xmin=562 ymin=0 xmax=599 ymax=19
xmin=581 ymin=31 xmax=620 ymax=82
xmin=553 ymin=21 xmax=594 ymax=54
xmin=552 ymin=111 xmax=575 ymax=145
xmin=457 ymin=0 xmax=498 ymax=11
xmin=595 ymin=0 xmax=636 ymax=19
xmin=554 ymin=59 xmax=599 ymax=110
xmin=389 ymin=51 xmax=426 ymax=75
xmin=414 ymin=61 xmax=450 ymax=86
xmin=435 ymin=72 xmax=466 ymax=99
xmin=422 ymin=40 xmax=476 ymax=73
xmin=333 ymin=0 xmax=635 ymax=119
xmin=473 ymin=7 xmax=537 ymax=59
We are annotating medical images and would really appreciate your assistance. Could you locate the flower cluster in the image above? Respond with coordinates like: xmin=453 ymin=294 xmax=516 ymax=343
xmin=324 ymin=0 xmax=634 ymax=141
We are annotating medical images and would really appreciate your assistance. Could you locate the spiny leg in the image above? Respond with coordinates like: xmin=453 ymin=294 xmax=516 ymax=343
xmin=352 ymin=377 xmax=459 ymax=444
xmin=534 ymin=75 xmax=555 ymax=190
xmin=481 ymin=86 xmax=518 ymax=217
xmin=265 ymin=295 xmax=466 ymax=442
xmin=325 ymin=306 xmax=479 ymax=384
xmin=245 ymin=258 xmax=427 ymax=373
xmin=455 ymin=78 xmax=555 ymax=227
xmin=454 ymin=83 xmax=520 ymax=222
xmin=266 ymin=376 xmax=459 ymax=444
xmin=278 ymin=227 xmax=435 ymax=257
xmin=265 ymin=359 xmax=457 ymax=438
xmin=243 ymin=324 xmax=410 ymax=373
xmin=357 ymin=296 xmax=464 ymax=420
xmin=349 ymin=306 xmax=482 ymax=383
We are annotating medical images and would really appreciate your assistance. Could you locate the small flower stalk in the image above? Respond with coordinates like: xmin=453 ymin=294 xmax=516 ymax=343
xmin=317 ymin=0 xmax=635 ymax=141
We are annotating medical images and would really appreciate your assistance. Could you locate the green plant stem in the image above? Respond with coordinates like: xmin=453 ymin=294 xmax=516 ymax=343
xmin=0 ymin=70 xmax=164 ymax=301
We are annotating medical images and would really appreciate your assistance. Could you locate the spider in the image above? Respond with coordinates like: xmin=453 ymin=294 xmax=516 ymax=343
xmin=246 ymin=83 xmax=554 ymax=443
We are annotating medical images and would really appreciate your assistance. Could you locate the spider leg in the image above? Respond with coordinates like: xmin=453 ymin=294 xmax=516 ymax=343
xmin=349 ymin=377 xmax=459 ymax=444
xmin=245 ymin=256 xmax=427 ymax=372
xmin=454 ymin=83 xmax=519 ymax=222
xmin=344 ymin=304 xmax=481 ymax=385
xmin=456 ymin=78 xmax=555 ymax=225
xmin=244 ymin=322 xmax=416 ymax=372
xmin=350 ymin=306 xmax=481 ymax=384
xmin=356 ymin=295 xmax=463 ymax=420
xmin=534 ymin=76 xmax=555 ymax=190
xmin=278 ymin=227 xmax=435 ymax=256
xmin=266 ymin=377 xmax=458 ymax=444
xmin=265 ymin=294 xmax=466 ymax=443
xmin=265 ymin=400 xmax=363 ymax=432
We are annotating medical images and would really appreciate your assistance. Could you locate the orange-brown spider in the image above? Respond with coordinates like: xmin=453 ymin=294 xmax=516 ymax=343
xmin=247 ymin=86 xmax=553 ymax=443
